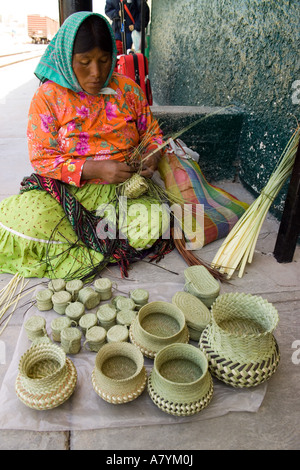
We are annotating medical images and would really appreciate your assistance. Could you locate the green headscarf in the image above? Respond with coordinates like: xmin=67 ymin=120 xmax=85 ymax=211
xmin=34 ymin=11 xmax=117 ymax=94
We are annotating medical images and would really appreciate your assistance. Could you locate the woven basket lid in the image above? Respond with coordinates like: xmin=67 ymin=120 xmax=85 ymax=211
xmin=65 ymin=279 xmax=83 ymax=294
xmin=115 ymin=297 xmax=136 ymax=311
xmin=172 ymin=291 xmax=211 ymax=332
xmin=116 ymin=309 xmax=137 ymax=326
xmin=15 ymin=342 xmax=77 ymax=410
xmin=85 ymin=326 xmax=107 ymax=343
xmin=79 ymin=313 xmax=98 ymax=330
xmin=65 ymin=301 xmax=85 ymax=320
xmin=148 ymin=343 xmax=213 ymax=416
xmin=61 ymin=327 xmax=82 ymax=342
xmin=51 ymin=316 xmax=72 ymax=331
xmin=52 ymin=291 xmax=72 ymax=305
xmin=25 ymin=315 xmax=46 ymax=332
xmin=97 ymin=304 xmax=117 ymax=323
xmin=107 ymin=325 xmax=129 ymax=343
xmin=35 ymin=289 xmax=53 ymax=303
xmin=94 ymin=278 xmax=112 ymax=292
xmin=92 ymin=342 xmax=147 ymax=404
xmin=184 ymin=265 xmax=220 ymax=299
xmin=48 ymin=279 xmax=66 ymax=292
xmin=129 ymin=301 xmax=189 ymax=358
xmin=130 ymin=289 xmax=149 ymax=305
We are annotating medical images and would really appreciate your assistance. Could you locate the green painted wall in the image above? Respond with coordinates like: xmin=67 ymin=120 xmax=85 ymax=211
xmin=149 ymin=0 xmax=300 ymax=216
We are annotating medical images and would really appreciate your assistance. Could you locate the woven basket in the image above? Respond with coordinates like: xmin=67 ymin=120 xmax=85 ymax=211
xmin=94 ymin=278 xmax=113 ymax=300
xmin=92 ymin=342 xmax=147 ymax=404
xmin=172 ymin=291 xmax=211 ymax=341
xmin=115 ymin=296 xmax=136 ymax=311
xmin=116 ymin=309 xmax=137 ymax=327
xmin=79 ymin=313 xmax=98 ymax=334
xmin=51 ymin=316 xmax=73 ymax=342
xmin=184 ymin=265 xmax=220 ymax=308
xmin=51 ymin=291 xmax=72 ymax=315
xmin=65 ymin=301 xmax=85 ymax=323
xmin=107 ymin=324 xmax=129 ymax=343
xmin=15 ymin=342 xmax=77 ymax=410
xmin=78 ymin=287 xmax=101 ymax=310
xmin=97 ymin=304 xmax=117 ymax=330
xmin=122 ymin=173 xmax=149 ymax=199
xmin=84 ymin=326 xmax=107 ymax=352
xmin=24 ymin=315 xmax=47 ymax=342
xmin=199 ymin=292 xmax=280 ymax=387
xmin=65 ymin=279 xmax=84 ymax=301
xmin=130 ymin=289 xmax=149 ymax=308
xmin=48 ymin=279 xmax=66 ymax=293
xmin=148 ymin=343 xmax=213 ymax=416
xmin=129 ymin=301 xmax=189 ymax=358
xmin=60 ymin=327 xmax=82 ymax=354
xmin=35 ymin=289 xmax=53 ymax=311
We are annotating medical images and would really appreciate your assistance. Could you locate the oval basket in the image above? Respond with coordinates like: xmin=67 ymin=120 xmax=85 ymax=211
xmin=15 ymin=342 xmax=77 ymax=410
xmin=129 ymin=301 xmax=189 ymax=359
xmin=184 ymin=265 xmax=220 ymax=308
xmin=92 ymin=342 xmax=147 ymax=404
xmin=148 ymin=343 xmax=213 ymax=416
xmin=172 ymin=291 xmax=211 ymax=341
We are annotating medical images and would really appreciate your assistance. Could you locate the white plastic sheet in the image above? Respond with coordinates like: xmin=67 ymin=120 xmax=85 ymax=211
xmin=0 ymin=281 xmax=266 ymax=431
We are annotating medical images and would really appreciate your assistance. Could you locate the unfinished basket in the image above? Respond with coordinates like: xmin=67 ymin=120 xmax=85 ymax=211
xmin=172 ymin=291 xmax=211 ymax=341
xmin=92 ymin=342 xmax=147 ymax=404
xmin=184 ymin=265 xmax=220 ymax=308
xmin=15 ymin=342 xmax=77 ymax=410
xmin=199 ymin=292 xmax=280 ymax=387
xmin=148 ymin=343 xmax=213 ymax=416
xmin=122 ymin=173 xmax=149 ymax=198
xmin=129 ymin=301 xmax=189 ymax=358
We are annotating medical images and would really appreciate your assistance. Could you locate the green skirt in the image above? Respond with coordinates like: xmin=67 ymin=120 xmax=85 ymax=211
xmin=0 ymin=183 xmax=169 ymax=279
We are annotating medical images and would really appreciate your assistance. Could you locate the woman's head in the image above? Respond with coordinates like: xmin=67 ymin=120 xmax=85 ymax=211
xmin=72 ymin=15 xmax=113 ymax=95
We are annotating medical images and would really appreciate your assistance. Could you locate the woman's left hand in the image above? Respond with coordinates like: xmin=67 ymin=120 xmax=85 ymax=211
xmin=139 ymin=149 xmax=161 ymax=178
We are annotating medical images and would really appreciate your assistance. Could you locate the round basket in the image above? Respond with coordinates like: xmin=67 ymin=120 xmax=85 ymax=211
xmin=35 ymin=289 xmax=53 ymax=311
xmin=172 ymin=291 xmax=211 ymax=341
xmin=51 ymin=316 xmax=73 ymax=342
xmin=79 ymin=313 xmax=98 ymax=334
xmin=129 ymin=301 xmax=189 ymax=359
xmin=92 ymin=342 xmax=147 ymax=404
xmin=94 ymin=278 xmax=113 ymax=300
xmin=51 ymin=291 xmax=72 ymax=315
xmin=60 ymin=327 xmax=82 ymax=354
xmin=24 ymin=315 xmax=47 ymax=342
xmin=130 ymin=289 xmax=149 ymax=308
xmin=15 ymin=342 xmax=77 ymax=410
xmin=116 ymin=309 xmax=137 ymax=327
xmin=65 ymin=301 xmax=85 ymax=323
xmin=184 ymin=265 xmax=220 ymax=308
xmin=97 ymin=304 xmax=117 ymax=330
xmin=65 ymin=279 xmax=84 ymax=301
xmin=148 ymin=343 xmax=213 ymax=416
xmin=200 ymin=324 xmax=280 ymax=388
xmin=84 ymin=326 xmax=107 ymax=352
xmin=48 ymin=279 xmax=66 ymax=293
xmin=78 ymin=287 xmax=101 ymax=310
xmin=115 ymin=297 xmax=136 ymax=311
xmin=107 ymin=324 xmax=129 ymax=343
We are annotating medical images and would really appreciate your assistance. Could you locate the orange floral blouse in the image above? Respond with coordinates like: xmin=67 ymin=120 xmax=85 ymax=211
xmin=27 ymin=72 xmax=163 ymax=187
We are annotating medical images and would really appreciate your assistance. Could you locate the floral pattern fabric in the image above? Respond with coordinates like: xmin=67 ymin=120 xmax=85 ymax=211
xmin=27 ymin=72 xmax=163 ymax=187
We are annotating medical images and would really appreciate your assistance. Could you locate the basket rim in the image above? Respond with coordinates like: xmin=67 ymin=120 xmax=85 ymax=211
xmin=137 ymin=301 xmax=186 ymax=342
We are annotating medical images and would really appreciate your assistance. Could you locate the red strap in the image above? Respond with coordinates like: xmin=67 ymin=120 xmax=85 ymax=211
xmin=124 ymin=4 xmax=135 ymax=24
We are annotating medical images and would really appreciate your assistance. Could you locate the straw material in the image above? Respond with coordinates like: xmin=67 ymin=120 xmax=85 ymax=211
xmin=107 ymin=324 xmax=129 ymax=343
xmin=60 ymin=327 xmax=82 ymax=354
xmin=78 ymin=287 xmax=101 ymax=310
xmin=94 ymin=278 xmax=113 ymax=300
xmin=51 ymin=316 xmax=73 ymax=342
xmin=35 ymin=289 xmax=53 ymax=311
xmin=184 ymin=265 xmax=220 ymax=307
xmin=122 ymin=173 xmax=149 ymax=198
xmin=84 ymin=326 xmax=107 ymax=352
xmin=116 ymin=309 xmax=137 ymax=327
xmin=92 ymin=342 xmax=147 ymax=404
xmin=15 ymin=342 xmax=77 ymax=410
xmin=129 ymin=301 xmax=189 ymax=358
xmin=48 ymin=279 xmax=66 ymax=292
xmin=148 ymin=343 xmax=213 ymax=416
xmin=65 ymin=301 xmax=85 ymax=323
xmin=51 ymin=291 xmax=72 ymax=315
xmin=65 ymin=279 xmax=83 ymax=301
xmin=172 ymin=291 xmax=211 ymax=340
xmin=24 ymin=315 xmax=47 ymax=342
xmin=79 ymin=313 xmax=98 ymax=334
xmin=199 ymin=292 xmax=280 ymax=387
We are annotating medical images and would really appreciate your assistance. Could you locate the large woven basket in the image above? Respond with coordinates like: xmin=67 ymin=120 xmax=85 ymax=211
xmin=92 ymin=342 xmax=147 ymax=404
xmin=172 ymin=291 xmax=211 ymax=341
xmin=15 ymin=342 xmax=77 ymax=410
xmin=199 ymin=292 xmax=280 ymax=387
xmin=148 ymin=343 xmax=213 ymax=416
xmin=129 ymin=301 xmax=189 ymax=359
xmin=184 ymin=265 xmax=220 ymax=308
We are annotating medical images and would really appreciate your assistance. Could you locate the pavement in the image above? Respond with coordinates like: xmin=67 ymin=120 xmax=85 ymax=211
xmin=0 ymin=55 xmax=299 ymax=451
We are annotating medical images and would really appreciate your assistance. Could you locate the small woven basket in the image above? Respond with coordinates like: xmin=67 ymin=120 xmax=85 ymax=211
xmin=78 ymin=287 xmax=101 ymax=310
xmin=48 ymin=279 xmax=66 ymax=293
xmin=122 ymin=173 xmax=149 ymax=199
xmin=15 ymin=342 xmax=77 ymax=410
xmin=65 ymin=279 xmax=84 ymax=301
xmin=51 ymin=291 xmax=72 ymax=315
xmin=65 ymin=301 xmax=85 ymax=324
xmin=129 ymin=301 xmax=189 ymax=358
xmin=130 ymin=289 xmax=149 ymax=308
xmin=51 ymin=316 xmax=73 ymax=342
xmin=60 ymin=327 xmax=82 ymax=354
xmin=199 ymin=292 xmax=280 ymax=387
xmin=116 ymin=309 xmax=137 ymax=327
xmin=94 ymin=278 xmax=113 ymax=300
xmin=107 ymin=324 xmax=129 ymax=343
xmin=148 ymin=343 xmax=213 ymax=416
xmin=79 ymin=313 xmax=98 ymax=334
xmin=92 ymin=342 xmax=147 ymax=404
xmin=172 ymin=291 xmax=211 ymax=341
xmin=35 ymin=289 xmax=53 ymax=311
xmin=184 ymin=265 xmax=220 ymax=308
xmin=24 ymin=315 xmax=47 ymax=342
xmin=115 ymin=297 xmax=136 ymax=311
xmin=84 ymin=326 xmax=107 ymax=352
xmin=97 ymin=304 xmax=117 ymax=330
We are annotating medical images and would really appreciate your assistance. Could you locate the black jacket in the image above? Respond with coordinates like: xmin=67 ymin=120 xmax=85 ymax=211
xmin=105 ymin=0 xmax=149 ymax=33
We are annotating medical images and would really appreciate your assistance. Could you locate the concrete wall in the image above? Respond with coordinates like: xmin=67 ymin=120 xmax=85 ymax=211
xmin=149 ymin=0 xmax=300 ymax=216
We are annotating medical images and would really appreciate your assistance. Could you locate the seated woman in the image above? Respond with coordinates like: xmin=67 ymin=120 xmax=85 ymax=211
xmin=0 ymin=12 xmax=171 ymax=281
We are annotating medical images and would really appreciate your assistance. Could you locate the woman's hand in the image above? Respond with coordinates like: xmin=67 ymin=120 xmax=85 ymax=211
xmin=82 ymin=160 xmax=135 ymax=184
xmin=139 ymin=149 xmax=162 ymax=178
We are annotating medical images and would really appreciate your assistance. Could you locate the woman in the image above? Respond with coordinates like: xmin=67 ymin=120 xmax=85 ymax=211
xmin=0 ymin=12 xmax=171 ymax=281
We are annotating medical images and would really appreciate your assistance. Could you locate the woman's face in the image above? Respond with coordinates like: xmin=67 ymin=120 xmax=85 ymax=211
xmin=72 ymin=47 xmax=112 ymax=95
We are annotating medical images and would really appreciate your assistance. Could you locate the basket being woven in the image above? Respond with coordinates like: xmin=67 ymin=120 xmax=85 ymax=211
xmin=15 ymin=342 xmax=77 ymax=410
xmin=92 ymin=342 xmax=147 ymax=404
xmin=184 ymin=265 xmax=220 ymax=308
xmin=199 ymin=292 xmax=280 ymax=387
xmin=122 ymin=173 xmax=149 ymax=199
xmin=129 ymin=301 xmax=189 ymax=358
xmin=148 ymin=343 xmax=213 ymax=416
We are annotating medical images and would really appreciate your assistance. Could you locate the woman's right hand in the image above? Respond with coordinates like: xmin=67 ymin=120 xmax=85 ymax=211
xmin=82 ymin=160 xmax=135 ymax=184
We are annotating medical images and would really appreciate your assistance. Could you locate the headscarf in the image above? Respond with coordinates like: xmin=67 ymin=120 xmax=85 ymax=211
xmin=34 ymin=11 xmax=117 ymax=94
